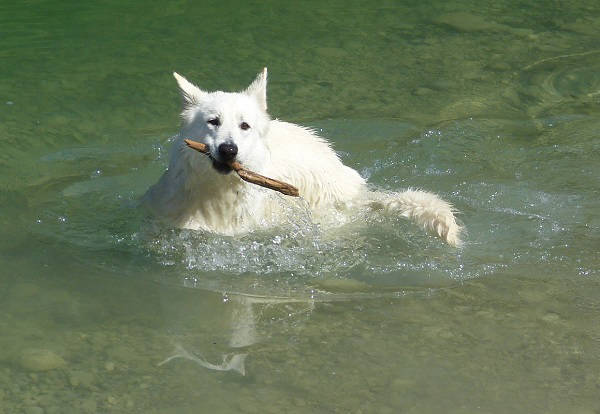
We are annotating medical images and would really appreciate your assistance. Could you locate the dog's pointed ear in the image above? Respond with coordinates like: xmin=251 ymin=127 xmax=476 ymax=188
xmin=173 ymin=72 xmax=205 ymax=106
xmin=246 ymin=67 xmax=268 ymax=111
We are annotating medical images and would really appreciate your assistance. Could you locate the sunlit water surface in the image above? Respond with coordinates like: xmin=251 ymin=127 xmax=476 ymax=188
xmin=1 ymin=1 xmax=599 ymax=413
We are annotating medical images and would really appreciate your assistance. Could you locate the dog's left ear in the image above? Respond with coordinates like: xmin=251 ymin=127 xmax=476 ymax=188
xmin=246 ymin=67 xmax=268 ymax=111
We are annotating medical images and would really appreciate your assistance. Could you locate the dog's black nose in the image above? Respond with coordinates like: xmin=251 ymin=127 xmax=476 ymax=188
xmin=218 ymin=143 xmax=238 ymax=161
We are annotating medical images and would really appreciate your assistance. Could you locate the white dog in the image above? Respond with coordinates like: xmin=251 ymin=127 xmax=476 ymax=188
xmin=143 ymin=69 xmax=462 ymax=246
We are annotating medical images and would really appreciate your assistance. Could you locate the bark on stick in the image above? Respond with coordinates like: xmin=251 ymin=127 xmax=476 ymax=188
xmin=184 ymin=139 xmax=300 ymax=197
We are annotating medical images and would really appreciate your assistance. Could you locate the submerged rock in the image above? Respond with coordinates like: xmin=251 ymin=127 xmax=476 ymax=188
xmin=439 ymin=97 xmax=491 ymax=120
xmin=104 ymin=361 xmax=115 ymax=372
xmin=19 ymin=349 xmax=66 ymax=372
xmin=68 ymin=369 xmax=95 ymax=389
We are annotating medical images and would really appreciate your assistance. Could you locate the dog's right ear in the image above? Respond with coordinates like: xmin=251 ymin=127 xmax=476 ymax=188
xmin=245 ymin=68 xmax=268 ymax=112
xmin=173 ymin=72 xmax=206 ymax=106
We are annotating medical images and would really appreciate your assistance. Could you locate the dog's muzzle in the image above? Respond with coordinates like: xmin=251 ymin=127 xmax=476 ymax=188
xmin=211 ymin=142 xmax=238 ymax=174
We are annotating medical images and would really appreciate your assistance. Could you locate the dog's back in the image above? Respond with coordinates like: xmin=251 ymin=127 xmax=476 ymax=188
xmin=264 ymin=120 xmax=366 ymax=209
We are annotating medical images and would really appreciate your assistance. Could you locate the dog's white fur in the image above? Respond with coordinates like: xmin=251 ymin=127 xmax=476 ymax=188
xmin=143 ymin=69 xmax=462 ymax=246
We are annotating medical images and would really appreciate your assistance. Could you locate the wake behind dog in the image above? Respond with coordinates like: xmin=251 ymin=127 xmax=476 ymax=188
xmin=143 ymin=68 xmax=462 ymax=246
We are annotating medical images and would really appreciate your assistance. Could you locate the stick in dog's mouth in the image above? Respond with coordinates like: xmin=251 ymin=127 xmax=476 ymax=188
xmin=184 ymin=139 xmax=300 ymax=197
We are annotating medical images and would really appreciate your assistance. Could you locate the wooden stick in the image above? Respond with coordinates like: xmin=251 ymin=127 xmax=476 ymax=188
xmin=184 ymin=139 xmax=300 ymax=197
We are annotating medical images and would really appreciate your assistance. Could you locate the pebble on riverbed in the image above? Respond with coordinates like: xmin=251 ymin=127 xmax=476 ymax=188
xmin=19 ymin=349 xmax=66 ymax=372
xmin=68 ymin=369 xmax=95 ymax=389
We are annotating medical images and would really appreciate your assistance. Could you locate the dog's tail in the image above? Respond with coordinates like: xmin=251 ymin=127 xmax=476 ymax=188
xmin=366 ymin=189 xmax=462 ymax=246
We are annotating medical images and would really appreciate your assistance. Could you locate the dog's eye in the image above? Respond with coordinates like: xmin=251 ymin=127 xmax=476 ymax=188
xmin=240 ymin=122 xmax=250 ymax=130
xmin=207 ymin=118 xmax=220 ymax=127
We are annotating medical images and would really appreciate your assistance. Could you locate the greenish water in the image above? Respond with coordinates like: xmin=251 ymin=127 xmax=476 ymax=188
xmin=1 ymin=1 xmax=600 ymax=413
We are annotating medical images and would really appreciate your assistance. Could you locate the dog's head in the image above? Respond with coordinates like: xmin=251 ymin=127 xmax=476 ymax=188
xmin=173 ymin=69 xmax=271 ymax=174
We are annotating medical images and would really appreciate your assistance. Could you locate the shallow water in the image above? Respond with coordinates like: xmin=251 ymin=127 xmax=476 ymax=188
xmin=1 ymin=1 xmax=600 ymax=413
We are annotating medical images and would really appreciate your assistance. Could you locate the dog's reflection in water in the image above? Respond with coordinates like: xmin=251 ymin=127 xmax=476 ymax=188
xmin=159 ymin=293 xmax=315 ymax=375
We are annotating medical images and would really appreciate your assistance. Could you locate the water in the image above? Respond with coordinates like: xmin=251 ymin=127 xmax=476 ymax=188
xmin=1 ymin=1 xmax=599 ymax=413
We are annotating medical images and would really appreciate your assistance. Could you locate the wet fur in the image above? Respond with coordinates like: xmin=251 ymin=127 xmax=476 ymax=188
xmin=143 ymin=69 xmax=462 ymax=246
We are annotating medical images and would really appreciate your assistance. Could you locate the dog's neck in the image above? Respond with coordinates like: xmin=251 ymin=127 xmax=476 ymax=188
xmin=180 ymin=169 xmax=271 ymax=234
